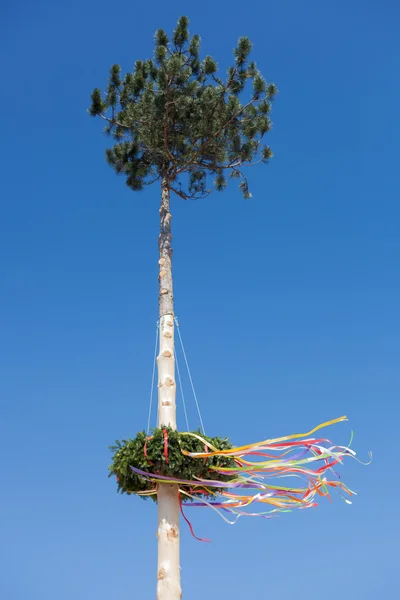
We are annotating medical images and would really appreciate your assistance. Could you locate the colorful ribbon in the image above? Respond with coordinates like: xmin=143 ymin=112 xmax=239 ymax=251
xmin=129 ymin=416 xmax=369 ymax=540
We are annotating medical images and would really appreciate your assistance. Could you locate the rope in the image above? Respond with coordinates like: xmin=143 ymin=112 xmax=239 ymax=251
xmin=175 ymin=348 xmax=190 ymax=431
xmin=146 ymin=321 xmax=159 ymax=434
xmin=175 ymin=317 xmax=206 ymax=435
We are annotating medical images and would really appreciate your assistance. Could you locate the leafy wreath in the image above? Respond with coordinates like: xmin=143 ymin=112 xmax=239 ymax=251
xmin=109 ymin=427 xmax=236 ymax=502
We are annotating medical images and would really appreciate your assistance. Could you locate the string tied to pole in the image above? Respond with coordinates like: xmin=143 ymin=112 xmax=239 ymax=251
xmin=175 ymin=316 xmax=206 ymax=435
xmin=146 ymin=316 xmax=206 ymax=434
xmin=146 ymin=321 xmax=159 ymax=434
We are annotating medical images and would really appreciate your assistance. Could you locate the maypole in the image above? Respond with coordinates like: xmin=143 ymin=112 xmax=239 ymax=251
xmin=89 ymin=15 xmax=367 ymax=600
xmin=156 ymin=177 xmax=181 ymax=600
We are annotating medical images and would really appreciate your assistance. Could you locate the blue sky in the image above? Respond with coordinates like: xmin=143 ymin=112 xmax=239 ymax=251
xmin=1 ymin=0 xmax=399 ymax=598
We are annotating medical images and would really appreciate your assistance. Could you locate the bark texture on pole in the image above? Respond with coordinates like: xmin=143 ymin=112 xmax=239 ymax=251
xmin=156 ymin=177 xmax=181 ymax=600
xmin=158 ymin=177 xmax=174 ymax=320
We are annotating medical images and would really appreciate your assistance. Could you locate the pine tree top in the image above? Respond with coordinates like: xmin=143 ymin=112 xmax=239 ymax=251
xmin=89 ymin=16 xmax=277 ymax=200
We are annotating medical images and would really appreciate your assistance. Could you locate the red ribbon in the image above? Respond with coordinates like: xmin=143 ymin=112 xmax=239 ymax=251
xmin=144 ymin=436 xmax=154 ymax=466
xmin=163 ymin=429 xmax=169 ymax=464
xmin=179 ymin=493 xmax=211 ymax=543
xmin=203 ymin=443 xmax=209 ymax=465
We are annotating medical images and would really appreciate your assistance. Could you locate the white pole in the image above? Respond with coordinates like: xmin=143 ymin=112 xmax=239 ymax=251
xmin=156 ymin=179 xmax=182 ymax=600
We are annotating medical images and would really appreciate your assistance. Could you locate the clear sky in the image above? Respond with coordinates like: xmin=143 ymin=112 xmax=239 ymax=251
xmin=1 ymin=1 xmax=399 ymax=598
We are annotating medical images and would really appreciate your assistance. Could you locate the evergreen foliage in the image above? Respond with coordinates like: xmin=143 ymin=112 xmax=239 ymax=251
xmin=109 ymin=427 xmax=236 ymax=502
xmin=89 ymin=16 xmax=277 ymax=199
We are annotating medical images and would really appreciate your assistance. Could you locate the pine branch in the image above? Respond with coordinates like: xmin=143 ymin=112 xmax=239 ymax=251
xmin=98 ymin=113 xmax=130 ymax=129
xmin=174 ymin=97 xmax=263 ymax=177
xmin=170 ymin=185 xmax=211 ymax=201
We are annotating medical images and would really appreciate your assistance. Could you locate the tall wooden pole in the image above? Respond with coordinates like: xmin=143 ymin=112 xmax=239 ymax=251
xmin=156 ymin=176 xmax=182 ymax=600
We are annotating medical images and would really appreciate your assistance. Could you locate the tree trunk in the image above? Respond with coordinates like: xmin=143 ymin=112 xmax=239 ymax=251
xmin=156 ymin=177 xmax=182 ymax=600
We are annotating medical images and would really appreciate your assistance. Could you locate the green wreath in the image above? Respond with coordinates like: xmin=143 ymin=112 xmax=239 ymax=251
xmin=109 ymin=427 xmax=236 ymax=502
